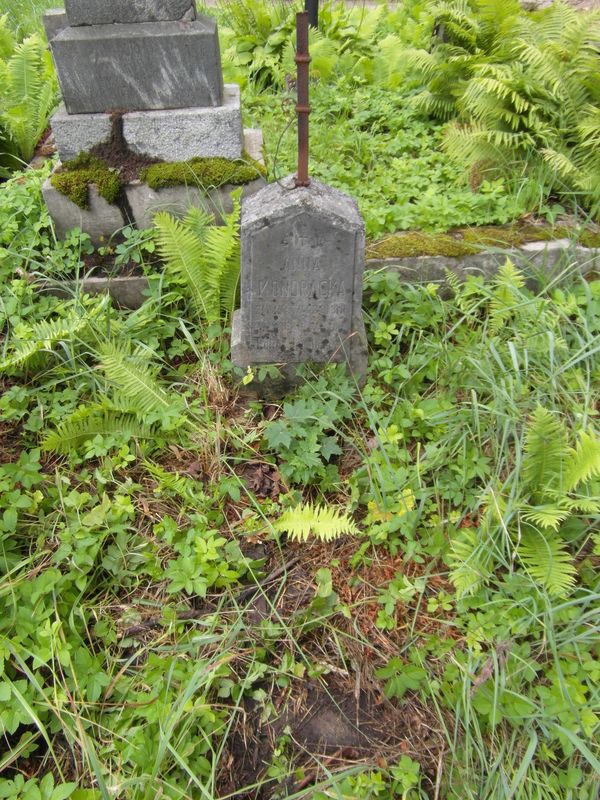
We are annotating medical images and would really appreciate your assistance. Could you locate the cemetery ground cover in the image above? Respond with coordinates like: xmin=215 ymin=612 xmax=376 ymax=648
xmin=1 ymin=1 xmax=600 ymax=799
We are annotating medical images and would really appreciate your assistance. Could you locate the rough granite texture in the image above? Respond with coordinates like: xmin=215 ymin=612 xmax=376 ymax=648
xmin=64 ymin=0 xmax=196 ymax=26
xmin=231 ymin=176 xmax=367 ymax=381
xmin=51 ymin=85 xmax=244 ymax=162
xmin=43 ymin=9 xmax=69 ymax=41
xmin=126 ymin=175 xmax=267 ymax=229
xmin=123 ymin=85 xmax=243 ymax=161
xmin=51 ymin=17 xmax=224 ymax=114
xmin=42 ymin=178 xmax=127 ymax=245
xmin=42 ymin=131 xmax=265 ymax=242
xmin=51 ymin=103 xmax=113 ymax=162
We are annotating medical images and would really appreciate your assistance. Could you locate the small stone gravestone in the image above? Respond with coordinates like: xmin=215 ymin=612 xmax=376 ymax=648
xmin=232 ymin=13 xmax=367 ymax=394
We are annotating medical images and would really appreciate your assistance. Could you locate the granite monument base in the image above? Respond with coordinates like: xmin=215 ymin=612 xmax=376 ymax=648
xmin=43 ymin=129 xmax=265 ymax=245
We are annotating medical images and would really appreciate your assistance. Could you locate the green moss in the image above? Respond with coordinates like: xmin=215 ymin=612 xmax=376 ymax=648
xmin=51 ymin=153 xmax=122 ymax=209
xmin=366 ymin=223 xmax=600 ymax=259
xmin=140 ymin=151 xmax=266 ymax=191
xmin=579 ymin=229 xmax=600 ymax=249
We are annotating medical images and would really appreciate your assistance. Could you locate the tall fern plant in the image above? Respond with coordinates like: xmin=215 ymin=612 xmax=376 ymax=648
xmin=153 ymin=194 xmax=241 ymax=326
xmin=439 ymin=2 xmax=600 ymax=215
xmin=0 ymin=19 xmax=58 ymax=172
xmin=450 ymin=407 xmax=600 ymax=597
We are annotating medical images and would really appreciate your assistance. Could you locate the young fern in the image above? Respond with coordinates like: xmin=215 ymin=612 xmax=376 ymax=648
xmin=42 ymin=408 xmax=155 ymax=455
xmin=518 ymin=528 xmax=577 ymax=598
xmin=98 ymin=342 xmax=178 ymax=417
xmin=275 ymin=503 xmax=358 ymax=543
xmin=450 ymin=409 xmax=600 ymax=597
xmin=153 ymin=193 xmax=241 ymax=325
xmin=0 ymin=32 xmax=58 ymax=168
xmin=0 ymin=298 xmax=108 ymax=373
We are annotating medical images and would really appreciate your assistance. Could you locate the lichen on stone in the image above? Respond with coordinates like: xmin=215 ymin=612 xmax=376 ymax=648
xmin=140 ymin=152 xmax=266 ymax=191
xmin=366 ymin=223 xmax=600 ymax=259
xmin=51 ymin=153 xmax=122 ymax=209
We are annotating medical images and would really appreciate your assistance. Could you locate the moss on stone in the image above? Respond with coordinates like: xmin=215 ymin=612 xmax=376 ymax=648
xmin=579 ymin=229 xmax=600 ymax=249
xmin=366 ymin=223 xmax=600 ymax=260
xmin=140 ymin=151 xmax=266 ymax=191
xmin=51 ymin=153 xmax=122 ymax=209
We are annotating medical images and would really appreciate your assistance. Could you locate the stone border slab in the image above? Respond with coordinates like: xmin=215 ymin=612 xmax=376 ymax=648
xmin=64 ymin=0 xmax=196 ymax=26
xmin=36 ymin=239 xmax=600 ymax=317
xmin=367 ymin=240 xmax=600 ymax=282
xmin=39 ymin=276 xmax=150 ymax=309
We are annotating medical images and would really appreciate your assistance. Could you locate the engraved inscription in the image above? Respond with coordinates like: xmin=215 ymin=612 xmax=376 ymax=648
xmin=258 ymin=279 xmax=346 ymax=299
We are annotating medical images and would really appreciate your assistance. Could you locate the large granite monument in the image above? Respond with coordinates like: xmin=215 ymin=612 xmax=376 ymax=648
xmin=42 ymin=1 xmax=264 ymax=243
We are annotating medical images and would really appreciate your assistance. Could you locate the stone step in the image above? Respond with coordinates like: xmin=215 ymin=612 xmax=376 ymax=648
xmin=52 ymin=85 xmax=244 ymax=162
xmin=65 ymin=0 xmax=196 ymax=26
xmin=51 ymin=16 xmax=223 ymax=114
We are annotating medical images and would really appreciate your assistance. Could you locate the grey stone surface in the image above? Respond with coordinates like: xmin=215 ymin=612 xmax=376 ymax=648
xmin=367 ymin=239 xmax=600 ymax=284
xmin=43 ymin=9 xmax=69 ymax=41
xmin=51 ymin=17 xmax=223 ymax=114
xmin=231 ymin=176 xmax=366 ymax=382
xmin=51 ymin=103 xmax=113 ymax=162
xmin=51 ymin=88 xmax=249 ymax=162
xmin=42 ymin=176 xmax=127 ymax=246
xmin=65 ymin=0 xmax=196 ymax=26
xmin=243 ymin=127 xmax=265 ymax=165
xmin=123 ymin=85 xmax=243 ymax=161
xmin=40 ymin=276 xmax=150 ymax=309
xmin=126 ymin=175 xmax=267 ymax=229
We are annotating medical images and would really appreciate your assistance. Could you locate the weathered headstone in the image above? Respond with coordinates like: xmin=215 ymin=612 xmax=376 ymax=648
xmin=231 ymin=13 xmax=367 ymax=393
xmin=231 ymin=178 xmax=367 ymax=375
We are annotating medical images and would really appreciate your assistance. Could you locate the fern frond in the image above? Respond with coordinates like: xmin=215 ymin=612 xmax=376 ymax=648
xmin=144 ymin=461 xmax=203 ymax=504
xmin=522 ymin=407 xmax=571 ymax=493
xmin=42 ymin=409 xmax=155 ymax=455
xmin=520 ymin=504 xmax=569 ymax=531
xmin=153 ymin=211 xmax=208 ymax=318
xmin=518 ymin=528 xmax=577 ymax=597
xmin=448 ymin=526 xmax=495 ymax=596
xmin=0 ymin=299 xmax=106 ymax=372
xmin=559 ymin=496 xmax=600 ymax=515
xmin=275 ymin=503 xmax=358 ymax=542
xmin=98 ymin=342 xmax=174 ymax=416
xmin=564 ymin=431 xmax=600 ymax=492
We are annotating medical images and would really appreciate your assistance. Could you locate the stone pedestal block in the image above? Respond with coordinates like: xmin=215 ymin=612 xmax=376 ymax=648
xmin=124 ymin=85 xmax=244 ymax=161
xmin=51 ymin=85 xmax=244 ymax=163
xmin=43 ymin=130 xmax=265 ymax=244
xmin=51 ymin=17 xmax=224 ymax=114
xmin=65 ymin=0 xmax=196 ymax=26
xmin=43 ymin=9 xmax=69 ymax=41
xmin=51 ymin=104 xmax=113 ymax=162
xmin=231 ymin=177 xmax=367 ymax=391
xmin=42 ymin=179 xmax=127 ymax=246
xmin=126 ymin=174 xmax=267 ymax=230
